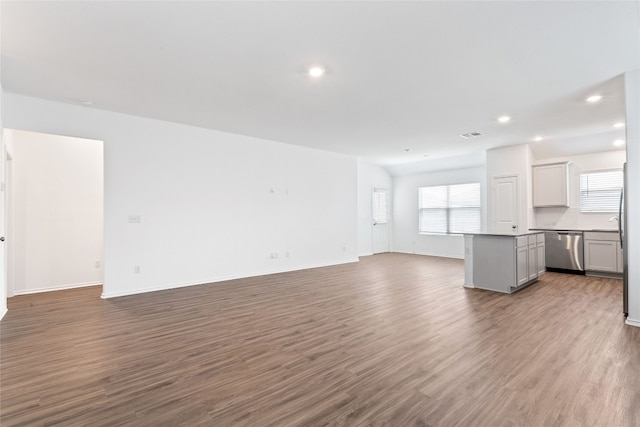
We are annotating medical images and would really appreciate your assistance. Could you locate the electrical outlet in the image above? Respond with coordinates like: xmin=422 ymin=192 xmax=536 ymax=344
xmin=134 ymin=265 xmax=141 ymax=274
xmin=95 ymin=261 xmax=101 ymax=268
xmin=270 ymin=253 xmax=278 ymax=259
xmin=128 ymin=215 xmax=141 ymax=223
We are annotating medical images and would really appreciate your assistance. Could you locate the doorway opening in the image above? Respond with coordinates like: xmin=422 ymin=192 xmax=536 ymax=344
xmin=4 ymin=129 xmax=104 ymax=297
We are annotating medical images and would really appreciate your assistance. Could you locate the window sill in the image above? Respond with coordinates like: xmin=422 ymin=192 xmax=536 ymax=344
xmin=418 ymin=232 xmax=466 ymax=236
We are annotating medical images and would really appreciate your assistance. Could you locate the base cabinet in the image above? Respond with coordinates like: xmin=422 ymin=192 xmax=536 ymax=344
xmin=584 ymin=231 xmax=622 ymax=275
xmin=465 ymin=233 xmax=544 ymax=294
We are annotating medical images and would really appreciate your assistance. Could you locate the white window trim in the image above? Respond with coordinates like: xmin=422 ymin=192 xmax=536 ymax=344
xmin=579 ymin=168 xmax=623 ymax=214
xmin=418 ymin=182 xmax=481 ymax=235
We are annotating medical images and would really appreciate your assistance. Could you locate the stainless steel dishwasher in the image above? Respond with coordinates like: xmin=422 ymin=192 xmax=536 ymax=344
xmin=544 ymin=231 xmax=585 ymax=274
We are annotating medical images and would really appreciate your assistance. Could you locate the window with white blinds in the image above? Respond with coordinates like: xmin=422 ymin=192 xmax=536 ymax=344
xmin=419 ymin=183 xmax=481 ymax=234
xmin=579 ymin=170 xmax=623 ymax=213
xmin=373 ymin=189 xmax=389 ymax=224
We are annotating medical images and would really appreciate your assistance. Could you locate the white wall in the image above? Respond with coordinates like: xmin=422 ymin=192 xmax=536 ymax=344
xmin=625 ymin=69 xmax=640 ymax=327
xmin=357 ymin=160 xmax=392 ymax=256
xmin=486 ymin=144 xmax=533 ymax=233
xmin=9 ymin=129 xmax=104 ymax=294
xmin=0 ymin=0 xmax=6 ymax=319
xmin=393 ymin=166 xmax=486 ymax=259
xmin=532 ymin=150 xmax=626 ymax=230
xmin=3 ymin=93 xmax=358 ymax=298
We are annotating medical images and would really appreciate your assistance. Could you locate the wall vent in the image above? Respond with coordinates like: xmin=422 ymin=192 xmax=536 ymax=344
xmin=460 ymin=132 xmax=483 ymax=139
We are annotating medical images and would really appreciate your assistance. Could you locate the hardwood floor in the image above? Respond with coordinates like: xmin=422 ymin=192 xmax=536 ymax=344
xmin=2 ymin=253 xmax=639 ymax=426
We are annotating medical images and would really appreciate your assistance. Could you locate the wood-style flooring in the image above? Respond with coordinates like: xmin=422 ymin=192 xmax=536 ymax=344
xmin=1 ymin=253 xmax=639 ymax=426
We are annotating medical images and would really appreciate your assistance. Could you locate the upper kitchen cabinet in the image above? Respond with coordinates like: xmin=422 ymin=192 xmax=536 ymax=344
xmin=532 ymin=162 xmax=570 ymax=207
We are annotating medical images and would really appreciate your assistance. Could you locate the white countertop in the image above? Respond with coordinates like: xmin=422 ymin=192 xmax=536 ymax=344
xmin=463 ymin=231 xmax=544 ymax=237
xmin=531 ymin=228 xmax=618 ymax=232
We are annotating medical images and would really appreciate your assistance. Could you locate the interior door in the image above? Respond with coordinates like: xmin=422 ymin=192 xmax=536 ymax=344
xmin=491 ymin=176 xmax=519 ymax=234
xmin=372 ymin=188 xmax=390 ymax=254
xmin=0 ymin=143 xmax=6 ymax=312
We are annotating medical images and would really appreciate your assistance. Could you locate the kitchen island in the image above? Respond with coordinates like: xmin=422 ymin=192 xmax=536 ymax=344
xmin=463 ymin=232 xmax=545 ymax=293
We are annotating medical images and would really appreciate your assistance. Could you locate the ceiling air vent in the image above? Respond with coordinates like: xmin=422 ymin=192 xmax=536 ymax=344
xmin=460 ymin=132 xmax=483 ymax=139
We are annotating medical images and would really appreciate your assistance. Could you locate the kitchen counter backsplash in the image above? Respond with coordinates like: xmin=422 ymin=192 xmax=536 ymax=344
xmin=533 ymin=206 xmax=619 ymax=231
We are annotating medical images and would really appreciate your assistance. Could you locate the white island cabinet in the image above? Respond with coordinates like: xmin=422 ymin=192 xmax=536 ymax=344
xmin=464 ymin=232 xmax=545 ymax=294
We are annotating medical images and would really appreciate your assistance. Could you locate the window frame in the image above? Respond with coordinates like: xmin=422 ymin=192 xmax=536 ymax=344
xmin=579 ymin=168 xmax=623 ymax=214
xmin=418 ymin=182 xmax=481 ymax=235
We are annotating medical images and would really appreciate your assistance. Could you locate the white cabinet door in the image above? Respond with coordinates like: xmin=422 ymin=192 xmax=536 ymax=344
xmin=528 ymin=244 xmax=537 ymax=281
xmin=532 ymin=163 xmax=569 ymax=207
xmin=527 ymin=235 xmax=537 ymax=281
xmin=537 ymin=242 xmax=546 ymax=275
xmin=516 ymin=245 xmax=529 ymax=286
xmin=617 ymin=242 xmax=623 ymax=273
xmin=584 ymin=240 xmax=618 ymax=272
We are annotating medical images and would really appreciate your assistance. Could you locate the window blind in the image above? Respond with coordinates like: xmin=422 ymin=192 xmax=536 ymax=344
xmin=579 ymin=170 xmax=623 ymax=213
xmin=419 ymin=183 xmax=481 ymax=234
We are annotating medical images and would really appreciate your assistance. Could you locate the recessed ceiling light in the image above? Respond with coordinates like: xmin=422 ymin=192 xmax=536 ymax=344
xmin=534 ymin=136 xmax=544 ymax=142
xmin=613 ymin=122 xmax=625 ymax=128
xmin=586 ymin=95 xmax=603 ymax=103
xmin=497 ymin=116 xmax=511 ymax=123
xmin=308 ymin=66 xmax=325 ymax=78
xmin=613 ymin=139 xmax=625 ymax=147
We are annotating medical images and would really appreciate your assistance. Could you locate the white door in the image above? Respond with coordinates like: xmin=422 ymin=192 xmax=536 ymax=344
xmin=0 ymin=143 xmax=6 ymax=313
xmin=5 ymin=152 xmax=12 ymax=297
xmin=491 ymin=176 xmax=518 ymax=234
xmin=372 ymin=188 xmax=390 ymax=254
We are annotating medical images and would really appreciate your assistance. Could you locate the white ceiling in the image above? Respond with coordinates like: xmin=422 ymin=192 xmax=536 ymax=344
xmin=2 ymin=1 xmax=638 ymax=175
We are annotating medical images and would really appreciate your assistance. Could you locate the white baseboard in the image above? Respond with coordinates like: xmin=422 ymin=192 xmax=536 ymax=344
xmin=0 ymin=307 xmax=7 ymax=321
xmin=625 ymin=317 xmax=640 ymax=328
xmin=101 ymin=258 xmax=360 ymax=299
xmin=393 ymin=250 xmax=464 ymax=260
xmin=13 ymin=281 xmax=102 ymax=296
